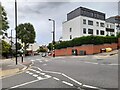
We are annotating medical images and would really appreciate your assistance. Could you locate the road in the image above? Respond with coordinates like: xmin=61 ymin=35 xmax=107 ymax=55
xmin=1 ymin=54 xmax=119 ymax=90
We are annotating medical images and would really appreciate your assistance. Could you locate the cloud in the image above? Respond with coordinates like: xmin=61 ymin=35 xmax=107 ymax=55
xmin=1 ymin=1 xmax=118 ymax=45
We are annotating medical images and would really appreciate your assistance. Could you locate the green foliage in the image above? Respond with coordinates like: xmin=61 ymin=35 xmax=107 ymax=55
xmin=2 ymin=40 xmax=11 ymax=57
xmin=117 ymin=32 xmax=120 ymax=38
xmin=16 ymin=23 xmax=36 ymax=50
xmin=37 ymin=47 xmax=47 ymax=53
xmin=47 ymin=43 xmax=53 ymax=51
xmin=55 ymin=36 xmax=118 ymax=49
xmin=0 ymin=5 xmax=9 ymax=31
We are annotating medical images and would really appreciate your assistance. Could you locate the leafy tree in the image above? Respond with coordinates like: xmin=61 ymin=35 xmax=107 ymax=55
xmin=16 ymin=23 xmax=36 ymax=51
xmin=0 ymin=5 xmax=9 ymax=32
xmin=37 ymin=47 xmax=47 ymax=53
xmin=2 ymin=40 xmax=11 ymax=58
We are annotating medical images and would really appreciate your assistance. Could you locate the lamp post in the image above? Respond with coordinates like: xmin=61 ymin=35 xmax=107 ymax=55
xmin=48 ymin=19 xmax=55 ymax=57
xmin=15 ymin=0 xmax=18 ymax=65
xmin=11 ymin=29 xmax=13 ymax=59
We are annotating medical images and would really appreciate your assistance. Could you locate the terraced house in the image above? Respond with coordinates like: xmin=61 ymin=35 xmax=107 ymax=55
xmin=62 ymin=6 xmax=120 ymax=41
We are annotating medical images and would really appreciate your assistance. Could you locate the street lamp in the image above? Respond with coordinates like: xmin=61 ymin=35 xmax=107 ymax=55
xmin=11 ymin=29 xmax=13 ymax=59
xmin=15 ymin=0 xmax=18 ymax=65
xmin=48 ymin=19 xmax=55 ymax=57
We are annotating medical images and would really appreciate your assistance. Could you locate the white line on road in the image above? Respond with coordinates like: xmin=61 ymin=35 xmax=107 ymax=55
xmin=62 ymin=81 xmax=74 ymax=87
xmin=10 ymin=77 xmax=48 ymax=89
xmin=39 ymin=61 xmax=42 ymax=63
xmin=45 ymin=75 xmax=52 ymax=78
xmin=28 ymin=72 xmax=33 ymax=75
xmin=36 ymin=71 xmax=41 ymax=73
xmin=62 ymin=73 xmax=82 ymax=86
xmin=37 ymin=76 xmax=44 ymax=80
xmin=33 ymin=74 xmax=38 ymax=77
xmin=84 ymin=62 xmax=98 ymax=65
xmin=40 ymin=73 xmax=45 ymax=75
xmin=43 ymin=64 xmax=47 ymax=66
xmin=53 ymin=77 xmax=60 ymax=81
xmin=31 ymin=60 xmax=35 ymax=62
xmin=83 ymin=84 xmax=98 ymax=89
xmin=43 ymin=71 xmax=61 ymax=74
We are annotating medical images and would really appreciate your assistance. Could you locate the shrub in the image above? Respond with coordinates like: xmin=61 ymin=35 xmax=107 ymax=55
xmin=55 ymin=36 xmax=118 ymax=49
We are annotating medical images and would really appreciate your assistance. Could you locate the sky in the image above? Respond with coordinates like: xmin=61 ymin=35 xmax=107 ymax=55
xmin=0 ymin=0 xmax=119 ymax=45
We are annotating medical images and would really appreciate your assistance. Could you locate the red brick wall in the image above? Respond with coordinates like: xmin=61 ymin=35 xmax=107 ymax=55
xmin=118 ymin=38 xmax=120 ymax=48
xmin=55 ymin=43 xmax=118 ymax=56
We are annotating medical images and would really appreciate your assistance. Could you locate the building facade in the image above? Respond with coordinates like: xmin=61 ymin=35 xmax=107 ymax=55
xmin=62 ymin=7 xmax=119 ymax=41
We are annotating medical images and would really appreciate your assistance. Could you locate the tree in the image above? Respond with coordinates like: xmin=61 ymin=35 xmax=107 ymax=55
xmin=0 ymin=5 xmax=9 ymax=32
xmin=37 ymin=47 xmax=47 ymax=53
xmin=16 ymin=23 xmax=36 ymax=51
xmin=2 ymin=40 xmax=11 ymax=58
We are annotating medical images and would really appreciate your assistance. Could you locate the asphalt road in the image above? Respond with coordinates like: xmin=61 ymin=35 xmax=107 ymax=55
xmin=1 ymin=54 xmax=119 ymax=90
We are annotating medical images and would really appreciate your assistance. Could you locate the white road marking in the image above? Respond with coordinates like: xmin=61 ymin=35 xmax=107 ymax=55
xmin=39 ymin=61 xmax=42 ymax=63
xmin=10 ymin=77 xmax=48 ymax=89
xmin=29 ymin=72 xmax=33 ymax=75
xmin=45 ymin=75 xmax=52 ymax=78
xmin=108 ymin=64 xmax=119 ymax=66
xmin=36 ymin=71 xmax=41 ymax=73
xmin=53 ymin=77 xmax=60 ymax=81
xmin=26 ymin=71 xmax=30 ymax=73
xmin=62 ymin=73 xmax=82 ymax=86
xmin=31 ymin=66 xmax=100 ymax=89
xmin=43 ymin=71 xmax=61 ymax=74
xmin=31 ymin=60 xmax=35 ymax=62
xmin=62 ymin=81 xmax=73 ymax=87
xmin=43 ymin=64 xmax=47 ymax=66
xmin=37 ymin=77 xmax=43 ymax=80
xmin=45 ymin=60 xmax=48 ymax=62
xmin=40 ymin=73 xmax=45 ymax=75
xmin=83 ymin=84 xmax=98 ymax=89
xmin=33 ymin=74 xmax=38 ymax=77
xmin=84 ymin=62 xmax=98 ymax=65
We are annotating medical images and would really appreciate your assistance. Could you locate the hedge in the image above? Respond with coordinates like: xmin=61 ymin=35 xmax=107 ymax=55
xmin=55 ymin=36 xmax=118 ymax=49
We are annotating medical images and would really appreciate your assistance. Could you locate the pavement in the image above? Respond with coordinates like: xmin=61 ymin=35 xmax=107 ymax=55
xmin=0 ymin=57 xmax=32 ymax=78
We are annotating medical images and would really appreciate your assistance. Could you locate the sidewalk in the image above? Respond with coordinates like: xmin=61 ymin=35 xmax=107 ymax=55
xmin=0 ymin=58 xmax=32 ymax=78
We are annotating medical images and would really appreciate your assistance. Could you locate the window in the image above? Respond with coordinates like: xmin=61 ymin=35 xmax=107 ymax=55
xmin=83 ymin=19 xmax=86 ymax=24
xmin=100 ymin=30 xmax=104 ymax=35
xmin=70 ymin=28 xmax=72 ymax=32
xmin=96 ymin=22 xmax=99 ymax=26
xmin=83 ymin=28 xmax=86 ymax=34
xmin=107 ymin=24 xmax=109 ymax=28
xmin=88 ymin=29 xmax=93 ymax=34
xmin=88 ymin=20 xmax=93 ymax=25
xmin=70 ymin=35 xmax=72 ymax=39
xmin=100 ymin=23 xmax=104 ymax=27
xmin=96 ymin=30 xmax=99 ymax=35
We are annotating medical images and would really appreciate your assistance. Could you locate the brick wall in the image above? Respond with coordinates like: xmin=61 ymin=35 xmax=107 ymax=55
xmin=55 ymin=43 xmax=118 ymax=56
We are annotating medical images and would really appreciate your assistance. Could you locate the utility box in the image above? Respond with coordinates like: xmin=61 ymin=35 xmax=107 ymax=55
xmin=79 ymin=50 xmax=86 ymax=55
xmin=72 ymin=49 xmax=78 ymax=55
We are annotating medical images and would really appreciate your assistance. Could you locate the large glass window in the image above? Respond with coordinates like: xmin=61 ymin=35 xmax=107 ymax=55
xmin=88 ymin=29 xmax=93 ymax=34
xmin=88 ymin=20 xmax=93 ymax=25
xmin=100 ymin=30 xmax=104 ymax=35
xmin=96 ymin=30 xmax=99 ymax=35
xmin=100 ymin=23 xmax=105 ymax=27
xmin=83 ymin=28 xmax=86 ymax=34
xmin=83 ymin=19 xmax=86 ymax=24
xmin=70 ymin=35 xmax=72 ymax=39
xmin=70 ymin=28 xmax=72 ymax=32
xmin=96 ymin=22 xmax=99 ymax=26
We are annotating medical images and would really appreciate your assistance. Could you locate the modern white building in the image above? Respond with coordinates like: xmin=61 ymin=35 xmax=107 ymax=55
xmin=62 ymin=7 xmax=120 ymax=41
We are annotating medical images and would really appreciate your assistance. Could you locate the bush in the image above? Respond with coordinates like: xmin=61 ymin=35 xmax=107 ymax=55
xmin=55 ymin=36 xmax=118 ymax=49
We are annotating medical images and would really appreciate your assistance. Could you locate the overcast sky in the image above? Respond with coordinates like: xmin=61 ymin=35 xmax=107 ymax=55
xmin=1 ymin=0 xmax=119 ymax=45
